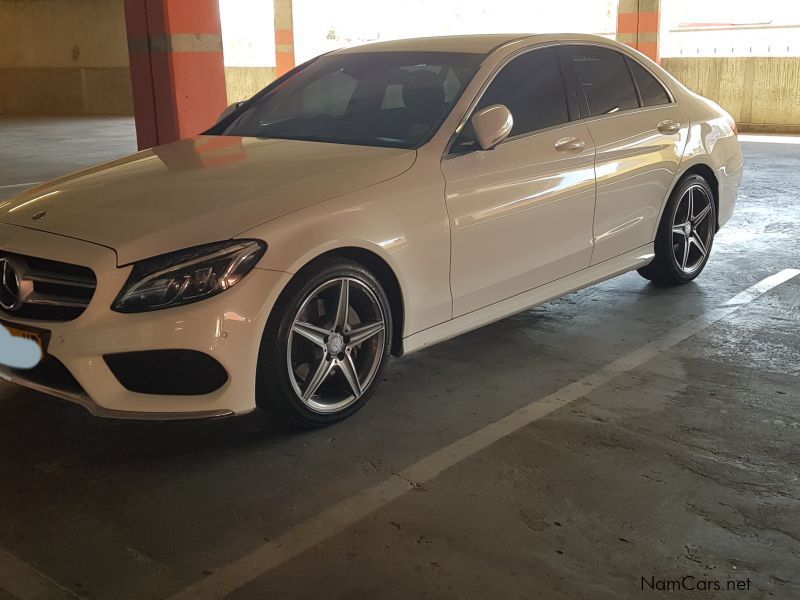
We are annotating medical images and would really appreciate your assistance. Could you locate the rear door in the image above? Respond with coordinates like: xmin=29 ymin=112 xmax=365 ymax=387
xmin=441 ymin=47 xmax=596 ymax=316
xmin=557 ymin=45 xmax=689 ymax=265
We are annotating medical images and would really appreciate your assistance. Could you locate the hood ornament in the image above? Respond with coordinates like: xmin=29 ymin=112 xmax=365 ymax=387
xmin=32 ymin=211 xmax=46 ymax=221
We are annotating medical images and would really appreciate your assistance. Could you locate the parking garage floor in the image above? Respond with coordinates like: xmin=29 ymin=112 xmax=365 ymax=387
xmin=0 ymin=118 xmax=798 ymax=600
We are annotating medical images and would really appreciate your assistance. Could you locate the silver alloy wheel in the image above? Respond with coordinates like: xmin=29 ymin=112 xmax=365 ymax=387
xmin=671 ymin=184 xmax=714 ymax=274
xmin=287 ymin=277 xmax=386 ymax=414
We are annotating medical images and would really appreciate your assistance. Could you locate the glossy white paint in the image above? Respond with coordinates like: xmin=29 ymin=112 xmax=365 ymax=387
xmin=0 ymin=33 xmax=742 ymax=418
xmin=588 ymin=103 xmax=689 ymax=264
xmin=404 ymin=244 xmax=655 ymax=353
xmin=470 ymin=104 xmax=514 ymax=150
xmin=1 ymin=138 xmax=416 ymax=265
xmin=442 ymin=121 xmax=596 ymax=316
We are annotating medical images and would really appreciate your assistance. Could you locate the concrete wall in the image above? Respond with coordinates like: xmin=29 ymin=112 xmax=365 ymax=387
xmin=224 ymin=66 xmax=276 ymax=104
xmin=662 ymin=57 xmax=800 ymax=134
xmin=1 ymin=0 xmax=798 ymax=133
xmin=0 ymin=0 xmax=132 ymax=115
xmin=0 ymin=0 xmax=273 ymax=115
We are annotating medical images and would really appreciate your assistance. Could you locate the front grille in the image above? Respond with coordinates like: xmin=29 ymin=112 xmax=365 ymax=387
xmin=0 ymin=252 xmax=96 ymax=321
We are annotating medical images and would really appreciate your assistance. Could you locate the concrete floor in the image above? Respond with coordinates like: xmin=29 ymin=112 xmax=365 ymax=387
xmin=0 ymin=118 xmax=798 ymax=600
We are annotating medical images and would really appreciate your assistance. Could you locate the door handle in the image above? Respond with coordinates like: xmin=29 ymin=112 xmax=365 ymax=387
xmin=657 ymin=119 xmax=681 ymax=134
xmin=554 ymin=136 xmax=586 ymax=152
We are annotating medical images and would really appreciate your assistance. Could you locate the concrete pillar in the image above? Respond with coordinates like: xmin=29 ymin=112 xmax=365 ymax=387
xmin=124 ymin=0 xmax=228 ymax=150
xmin=617 ymin=0 xmax=661 ymax=63
xmin=274 ymin=0 xmax=295 ymax=77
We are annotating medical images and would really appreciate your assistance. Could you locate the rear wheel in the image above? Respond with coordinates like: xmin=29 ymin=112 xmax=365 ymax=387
xmin=257 ymin=258 xmax=392 ymax=427
xmin=638 ymin=174 xmax=716 ymax=286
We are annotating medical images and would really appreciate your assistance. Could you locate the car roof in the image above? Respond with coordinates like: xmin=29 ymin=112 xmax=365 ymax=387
xmin=331 ymin=33 xmax=614 ymax=55
xmin=332 ymin=34 xmax=532 ymax=55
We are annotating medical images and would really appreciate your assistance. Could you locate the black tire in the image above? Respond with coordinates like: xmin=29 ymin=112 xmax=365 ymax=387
xmin=256 ymin=257 xmax=393 ymax=428
xmin=638 ymin=174 xmax=716 ymax=286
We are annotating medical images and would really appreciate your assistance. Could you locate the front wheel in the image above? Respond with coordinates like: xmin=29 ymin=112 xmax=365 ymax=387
xmin=638 ymin=174 xmax=716 ymax=286
xmin=257 ymin=258 xmax=392 ymax=427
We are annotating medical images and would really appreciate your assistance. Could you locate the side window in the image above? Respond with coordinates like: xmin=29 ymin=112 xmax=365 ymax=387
xmin=478 ymin=48 xmax=568 ymax=137
xmin=452 ymin=48 xmax=568 ymax=153
xmin=626 ymin=57 xmax=671 ymax=106
xmin=560 ymin=45 xmax=639 ymax=116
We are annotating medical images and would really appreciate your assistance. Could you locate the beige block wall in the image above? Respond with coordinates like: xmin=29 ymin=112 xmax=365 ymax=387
xmin=225 ymin=66 xmax=276 ymax=104
xmin=662 ymin=57 xmax=800 ymax=133
xmin=0 ymin=0 xmax=797 ymax=132
xmin=0 ymin=0 xmax=276 ymax=115
xmin=0 ymin=0 xmax=132 ymax=115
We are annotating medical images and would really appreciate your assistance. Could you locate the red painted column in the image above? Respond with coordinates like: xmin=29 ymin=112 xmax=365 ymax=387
xmin=617 ymin=0 xmax=661 ymax=63
xmin=124 ymin=0 xmax=228 ymax=150
xmin=274 ymin=0 xmax=295 ymax=77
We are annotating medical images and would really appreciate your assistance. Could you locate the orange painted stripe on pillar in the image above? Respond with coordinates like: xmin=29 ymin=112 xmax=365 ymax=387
xmin=275 ymin=28 xmax=294 ymax=45
xmin=276 ymin=52 xmax=295 ymax=77
xmin=124 ymin=0 xmax=227 ymax=149
xmin=169 ymin=52 xmax=227 ymax=139
xmin=637 ymin=42 xmax=659 ymax=62
xmin=617 ymin=13 xmax=639 ymax=34
xmin=637 ymin=12 xmax=660 ymax=33
xmin=127 ymin=53 xmax=158 ymax=149
xmin=158 ymin=0 xmax=224 ymax=34
xmin=124 ymin=1 xmax=158 ymax=149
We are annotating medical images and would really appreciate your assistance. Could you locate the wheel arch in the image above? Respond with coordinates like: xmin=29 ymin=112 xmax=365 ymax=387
xmin=678 ymin=163 xmax=720 ymax=230
xmin=278 ymin=246 xmax=406 ymax=357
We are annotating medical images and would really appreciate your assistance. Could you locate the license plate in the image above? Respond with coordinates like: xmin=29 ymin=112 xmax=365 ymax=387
xmin=5 ymin=324 xmax=47 ymax=359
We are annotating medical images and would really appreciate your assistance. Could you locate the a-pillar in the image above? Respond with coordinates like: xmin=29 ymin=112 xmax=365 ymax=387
xmin=124 ymin=0 xmax=228 ymax=150
xmin=274 ymin=0 xmax=295 ymax=77
xmin=617 ymin=0 xmax=661 ymax=63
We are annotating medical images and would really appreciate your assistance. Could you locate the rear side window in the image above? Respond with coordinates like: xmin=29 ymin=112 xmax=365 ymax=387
xmin=560 ymin=45 xmax=638 ymax=116
xmin=626 ymin=58 xmax=671 ymax=106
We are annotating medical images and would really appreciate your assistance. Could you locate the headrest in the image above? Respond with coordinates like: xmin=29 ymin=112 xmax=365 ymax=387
xmin=402 ymin=70 xmax=445 ymax=108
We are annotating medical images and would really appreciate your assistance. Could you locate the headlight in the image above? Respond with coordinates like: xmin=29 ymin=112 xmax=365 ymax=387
xmin=112 ymin=240 xmax=267 ymax=313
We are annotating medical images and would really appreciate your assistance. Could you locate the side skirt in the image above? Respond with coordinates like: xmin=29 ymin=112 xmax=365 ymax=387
xmin=402 ymin=244 xmax=654 ymax=354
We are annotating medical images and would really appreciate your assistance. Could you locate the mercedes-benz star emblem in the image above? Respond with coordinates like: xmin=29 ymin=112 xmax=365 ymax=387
xmin=0 ymin=257 xmax=24 ymax=312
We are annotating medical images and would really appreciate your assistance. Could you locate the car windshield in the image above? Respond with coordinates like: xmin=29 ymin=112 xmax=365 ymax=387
xmin=217 ymin=51 xmax=484 ymax=149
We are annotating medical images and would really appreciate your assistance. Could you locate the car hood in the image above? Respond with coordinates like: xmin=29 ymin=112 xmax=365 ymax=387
xmin=0 ymin=136 xmax=416 ymax=265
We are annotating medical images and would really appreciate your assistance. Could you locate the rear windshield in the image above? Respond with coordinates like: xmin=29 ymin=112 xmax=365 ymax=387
xmin=217 ymin=51 xmax=484 ymax=149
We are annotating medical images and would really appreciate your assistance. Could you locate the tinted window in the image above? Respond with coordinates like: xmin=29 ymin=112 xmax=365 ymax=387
xmin=478 ymin=48 xmax=568 ymax=137
xmin=452 ymin=48 xmax=568 ymax=153
xmin=627 ymin=57 xmax=671 ymax=106
xmin=561 ymin=46 xmax=639 ymax=116
xmin=219 ymin=52 xmax=483 ymax=149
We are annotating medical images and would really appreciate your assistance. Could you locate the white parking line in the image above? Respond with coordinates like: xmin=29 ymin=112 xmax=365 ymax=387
xmin=0 ymin=548 xmax=81 ymax=600
xmin=168 ymin=268 xmax=800 ymax=600
xmin=0 ymin=182 xmax=40 ymax=190
xmin=738 ymin=134 xmax=800 ymax=145
xmin=723 ymin=269 xmax=800 ymax=305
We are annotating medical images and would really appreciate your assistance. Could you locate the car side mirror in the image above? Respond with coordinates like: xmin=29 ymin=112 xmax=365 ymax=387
xmin=218 ymin=101 xmax=244 ymax=122
xmin=471 ymin=104 xmax=513 ymax=150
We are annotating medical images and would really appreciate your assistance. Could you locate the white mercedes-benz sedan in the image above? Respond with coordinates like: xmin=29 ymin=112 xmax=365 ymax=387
xmin=0 ymin=33 xmax=742 ymax=426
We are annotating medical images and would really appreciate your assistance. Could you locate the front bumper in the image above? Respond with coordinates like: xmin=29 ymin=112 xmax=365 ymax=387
xmin=0 ymin=224 xmax=291 ymax=419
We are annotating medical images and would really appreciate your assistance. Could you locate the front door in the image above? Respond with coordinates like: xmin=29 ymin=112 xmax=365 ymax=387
xmin=441 ymin=47 xmax=596 ymax=317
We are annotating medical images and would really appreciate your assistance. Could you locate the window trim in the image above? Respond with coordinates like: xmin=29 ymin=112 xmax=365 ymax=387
xmin=555 ymin=41 xmax=678 ymax=110
xmin=625 ymin=57 xmax=645 ymax=107
xmin=558 ymin=44 xmax=643 ymax=118
xmin=443 ymin=41 xmax=677 ymax=161
xmin=624 ymin=55 xmax=672 ymax=108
